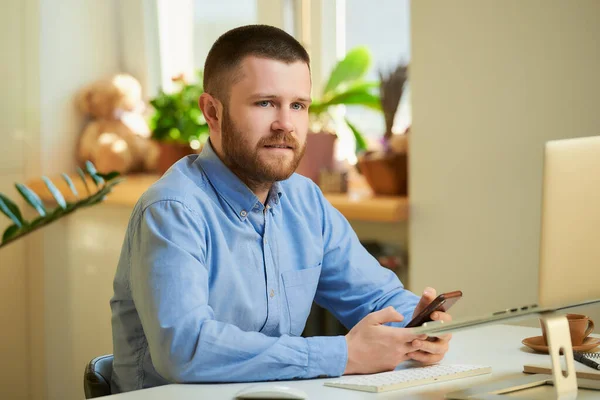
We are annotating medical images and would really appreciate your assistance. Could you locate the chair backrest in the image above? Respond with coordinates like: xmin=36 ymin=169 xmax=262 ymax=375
xmin=84 ymin=354 xmax=114 ymax=398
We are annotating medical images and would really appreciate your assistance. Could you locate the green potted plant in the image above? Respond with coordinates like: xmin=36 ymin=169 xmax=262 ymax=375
xmin=149 ymin=72 xmax=210 ymax=174
xmin=0 ymin=162 xmax=123 ymax=249
xmin=295 ymin=46 xmax=381 ymax=184
xmin=357 ymin=63 xmax=410 ymax=196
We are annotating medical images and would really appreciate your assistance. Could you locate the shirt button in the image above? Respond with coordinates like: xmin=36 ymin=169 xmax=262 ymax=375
xmin=269 ymin=289 xmax=275 ymax=298
xmin=240 ymin=210 xmax=247 ymax=217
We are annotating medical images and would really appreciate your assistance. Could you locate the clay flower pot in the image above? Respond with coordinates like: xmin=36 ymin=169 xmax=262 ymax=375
xmin=295 ymin=132 xmax=337 ymax=184
xmin=357 ymin=151 xmax=408 ymax=196
xmin=155 ymin=141 xmax=197 ymax=175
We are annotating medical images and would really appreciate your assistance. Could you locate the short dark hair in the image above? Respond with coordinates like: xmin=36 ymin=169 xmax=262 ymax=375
xmin=203 ymin=24 xmax=310 ymax=104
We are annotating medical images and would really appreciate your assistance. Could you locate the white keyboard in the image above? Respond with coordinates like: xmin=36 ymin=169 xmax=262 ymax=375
xmin=324 ymin=364 xmax=492 ymax=393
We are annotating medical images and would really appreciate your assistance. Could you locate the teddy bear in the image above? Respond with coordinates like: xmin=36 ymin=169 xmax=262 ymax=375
xmin=75 ymin=74 xmax=159 ymax=174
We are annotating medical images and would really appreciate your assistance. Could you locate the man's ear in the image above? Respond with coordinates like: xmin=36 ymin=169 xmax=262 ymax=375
xmin=198 ymin=93 xmax=222 ymax=133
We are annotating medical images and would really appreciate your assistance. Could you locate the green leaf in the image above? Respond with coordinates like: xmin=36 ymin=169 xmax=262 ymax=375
xmin=29 ymin=215 xmax=46 ymax=228
xmin=96 ymin=171 xmax=120 ymax=181
xmin=149 ymin=72 xmax=208 ymax=145
xmin=0 ymin=173 xmax=125 ymax=249
xmin=322 ymin=46 xmax=372 ymax=98
xmin=2 ymin=224 xmax=21 ymax=243
xmin=310 ymin=88 xmax=381 ymax=115
xmin=344 ymin=117 xmax=368 ymax=154
xmin=0 ymin=194 xmax=24 ymax=228
xmin=42 ymin=177 xmax=67 ymax=209
xmin=47 ymin=206 xmax=67 ymax=222
xmin=324 ymin=81 xmax=379 ymax=100
xmin=85 ymin=161 xmax=105 ymax=187
xmin=311 ymin=81 xmax=380 ymax=115
xmin=77 ymin=167 xmax=91 ymax=195
xmin=327 ymin=87 xmax=381 ymax=109
xmin=95 ymin=178 xmax=124 ymax=199
xmin=15 ymin=183 xmax=46 ymax=217
xmin=61 ymin=173 xmax=79 ymax=199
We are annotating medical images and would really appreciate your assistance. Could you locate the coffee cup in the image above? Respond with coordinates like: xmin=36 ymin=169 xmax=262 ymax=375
xmin=541 ymin=313 xmax=595 ymax=346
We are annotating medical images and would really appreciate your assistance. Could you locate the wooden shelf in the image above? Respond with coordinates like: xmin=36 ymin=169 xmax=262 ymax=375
xmin=26 ymin=173 xmax=408 ymax=223
xmin=324 ymin=192 xmax=408 ymax=222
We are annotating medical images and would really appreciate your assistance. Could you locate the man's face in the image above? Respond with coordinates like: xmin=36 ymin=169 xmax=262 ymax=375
xmin=216 ymin=56 xmax=311 ymax=184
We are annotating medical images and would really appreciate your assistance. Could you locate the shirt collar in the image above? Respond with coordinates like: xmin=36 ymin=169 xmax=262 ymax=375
xmin=195 ymin=140 xmax=283 ymax=221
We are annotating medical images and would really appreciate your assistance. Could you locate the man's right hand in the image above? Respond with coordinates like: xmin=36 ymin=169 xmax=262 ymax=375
xmin=343 ymin=306 xmax=426 ymax=375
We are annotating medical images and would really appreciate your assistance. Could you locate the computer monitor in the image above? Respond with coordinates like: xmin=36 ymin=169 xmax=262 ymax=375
xmin=414 ymin=135 xmax=600 ymax=336
xmin=538 ymin=135 xmax=600 ymax=308
xmin=417 ymin=135 xmax=600 ymax=400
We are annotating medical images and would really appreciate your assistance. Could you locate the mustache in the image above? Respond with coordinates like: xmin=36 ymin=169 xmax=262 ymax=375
xmin=258 ymin=132 xmax=299 ymax=149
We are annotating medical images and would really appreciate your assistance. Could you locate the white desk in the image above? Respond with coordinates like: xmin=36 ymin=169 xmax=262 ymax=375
xmin=107 ymin=325 xmax=600 ymax=399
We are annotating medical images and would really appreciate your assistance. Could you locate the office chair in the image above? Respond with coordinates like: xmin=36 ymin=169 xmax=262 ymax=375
xmin=83 ymin=354 xmax=113 ymax=398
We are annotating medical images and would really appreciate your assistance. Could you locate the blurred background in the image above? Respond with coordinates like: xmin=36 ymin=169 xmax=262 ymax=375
xmin=1 ymin=1 xmax=600 ymax=399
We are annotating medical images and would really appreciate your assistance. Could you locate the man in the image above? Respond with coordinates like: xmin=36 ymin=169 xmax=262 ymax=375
xmin=110 ymin=24 xmax=452 ymax=393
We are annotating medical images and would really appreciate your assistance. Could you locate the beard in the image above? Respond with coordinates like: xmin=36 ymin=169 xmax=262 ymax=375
xmin=220 ymin=109 xmax=306 ymax=187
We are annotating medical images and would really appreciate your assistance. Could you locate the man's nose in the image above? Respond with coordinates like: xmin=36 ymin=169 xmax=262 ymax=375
xmin=271 ymin=109 xmax=294 ymax=133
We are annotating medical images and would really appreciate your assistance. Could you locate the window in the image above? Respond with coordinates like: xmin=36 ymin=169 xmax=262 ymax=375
xmin=343 ymin=0 xmax=411 ymax=139
xmin=306 ymin=0 xmax=412 ymax=162
xmin=148 ymin=0 xmax=411 ymax=163
xmin=154 ymin=0 xmax=293 ymax=93
xmin=192 ymin=1 xmax=258 ymax=73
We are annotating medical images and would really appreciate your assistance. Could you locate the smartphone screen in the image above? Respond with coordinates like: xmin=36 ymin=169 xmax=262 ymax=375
xmin=405 ymin=290 xmax=462 ymax=328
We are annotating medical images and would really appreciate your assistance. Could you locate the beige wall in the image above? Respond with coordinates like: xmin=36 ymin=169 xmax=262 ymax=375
xmin=0 ymin=0 xmax=122 ymax=399
xmin=0 ymin=1 xmax=35 ymax=399
xmin=28 ymin=207 xmax=128 ymax=400
xmin=34 ymin=2 xmax=122 ymax=399
xmin=409 ymin=0 xmax=600 ymax=324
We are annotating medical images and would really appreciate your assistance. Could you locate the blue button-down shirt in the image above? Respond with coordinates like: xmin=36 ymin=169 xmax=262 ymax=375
xmin=110 ymin=141 xmax=419 ymax=393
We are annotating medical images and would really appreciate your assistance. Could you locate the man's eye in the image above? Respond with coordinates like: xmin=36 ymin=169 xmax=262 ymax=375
xmin=291 ymin=103 xmax=306 ymax=110
xmin=257 ymin=101 xmax=271 ymax=107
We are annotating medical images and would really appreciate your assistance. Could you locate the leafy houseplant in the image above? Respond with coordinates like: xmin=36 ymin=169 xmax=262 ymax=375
xmin=149 ymin=72 xmax=209 ymax=174
xmin=296 ymin=47 xmax=381 ymax=184
xmin=308 ymin=46 xmax=382 ymax=153
xmin=0 ymin=161 xmax=123 ymax=249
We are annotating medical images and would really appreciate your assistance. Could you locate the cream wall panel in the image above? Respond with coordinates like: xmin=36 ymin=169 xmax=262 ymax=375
xmin=39 ymin=205 xmax=130 ymax=400
xmin=38 ymin=0 xmax=121 ymax=176
xmin=410 ymin=1 xmax=600 ymax=319
xmin=0 ymin=0 xmax=30 ymax=398
xmin=0 ymin=1 xmax=26 ymax=173
xmin=0 ymin=174 xmax=28 ymax=400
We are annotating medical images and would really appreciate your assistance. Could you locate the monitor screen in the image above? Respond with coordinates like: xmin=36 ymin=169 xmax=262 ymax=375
xmin=413 ymin=136 xmax=600 ymax=336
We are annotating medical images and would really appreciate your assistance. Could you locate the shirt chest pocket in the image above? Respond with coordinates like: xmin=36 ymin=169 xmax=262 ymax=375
xmin=281 ymin=264 xmax=322 ymax=336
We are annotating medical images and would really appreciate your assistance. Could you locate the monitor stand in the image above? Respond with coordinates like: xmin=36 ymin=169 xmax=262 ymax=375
xmin=446 ymin=312 xmax=600 ymax=399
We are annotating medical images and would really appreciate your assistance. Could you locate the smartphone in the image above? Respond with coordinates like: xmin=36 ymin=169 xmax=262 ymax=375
xmin=405 ymin=290 xmax=463 ymax=328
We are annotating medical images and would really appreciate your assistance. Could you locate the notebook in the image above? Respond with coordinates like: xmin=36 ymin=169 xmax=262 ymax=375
xmin=524 ymin=351 xmax=600 ymax=380
xmin=324 ymin=364 xmax=492 ymax=393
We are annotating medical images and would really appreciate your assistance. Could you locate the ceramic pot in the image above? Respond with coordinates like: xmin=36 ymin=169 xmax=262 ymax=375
xmin=155 ymin=141 xmax=197 ymax=175
xmin=357 ymin=151 xmax=408 ymax=196
xmin=295 ymin=132 xmax=337 ymax=184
